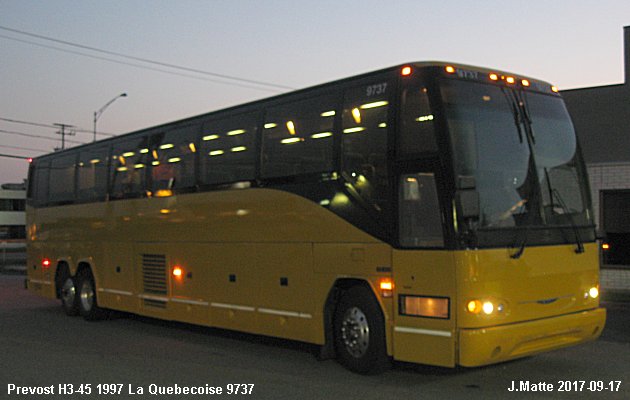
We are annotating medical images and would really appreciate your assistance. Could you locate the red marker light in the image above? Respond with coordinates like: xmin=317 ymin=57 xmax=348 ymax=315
xmin=27 ymin=158 xmax=33 ymax=163
xmin=42 ymin=258 xmax=51 ymax=268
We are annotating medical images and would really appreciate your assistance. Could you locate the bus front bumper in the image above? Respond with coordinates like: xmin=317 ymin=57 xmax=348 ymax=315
xmin=458 ymin=307 xmax=606 ymax=367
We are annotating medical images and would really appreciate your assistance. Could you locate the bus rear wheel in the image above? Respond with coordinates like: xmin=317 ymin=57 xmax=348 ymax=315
xmin=333 ymin=286 xmax=390 ymax=374
xmin=59 ymin=271 xmax=79 ymax=316
xmin=76 ymin=269 xmax=107 ymax=321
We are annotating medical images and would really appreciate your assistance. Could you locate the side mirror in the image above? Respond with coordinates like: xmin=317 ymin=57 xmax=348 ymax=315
xmin=456 ymin=190 xmax=480 ymax=221
xmin=455 ymin=175 xmax=479 ymax=221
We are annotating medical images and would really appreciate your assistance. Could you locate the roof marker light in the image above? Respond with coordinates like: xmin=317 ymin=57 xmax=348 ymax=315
xmin=551 ymin=85 xmax=559 ymax=93
xmin=505 ymin=76 xmax=516 ymax=84
xmin=521 ymin=79 xmax=531 ymax=87
xmin=445 ymin=65 xmax=456 ymax=74
xmin=401 ymin=66 xmax=412 ymax=76
xmin=489 ymin=73 xmax=499 ymax=81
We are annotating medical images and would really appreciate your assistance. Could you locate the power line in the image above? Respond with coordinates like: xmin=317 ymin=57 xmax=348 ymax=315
xmin=0 ymin=25 xmax=295 ymax=91
xmin=0 ymin=116 xmax=114 ymax=137
xmin=0 ymin=153 xmax=31 ymax=160
xmin=0 ymin=144 xmax=49 ymax=153
xmin=0 ymin=128 xmax=86 ymax=145
xmin=0 ymin=34 xmax=286 ymax=94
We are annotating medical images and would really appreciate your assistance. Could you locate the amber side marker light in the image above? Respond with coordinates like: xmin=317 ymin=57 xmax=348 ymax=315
xmin=379 ymin=278 xmax=394 ymax=298
xmin=173 ymin=266 xmax=183 ymax=278
xmin=602 ymin=243 xmax=610 ymax=250
xmin=401 ymin=66 xmax=412 ymax=76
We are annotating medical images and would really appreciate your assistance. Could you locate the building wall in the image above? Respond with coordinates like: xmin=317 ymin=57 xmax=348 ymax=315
xmin=587 ymin=162 xmax=630 ymax=230
xmin=0 ymin=187 xmax=26 ymax=240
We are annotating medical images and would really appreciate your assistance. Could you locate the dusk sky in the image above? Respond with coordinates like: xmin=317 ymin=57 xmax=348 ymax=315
xmin=2 ymin=1 xmax=630 ymax=184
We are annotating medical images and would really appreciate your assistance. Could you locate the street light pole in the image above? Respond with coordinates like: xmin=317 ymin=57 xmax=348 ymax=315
xmin=93 ymin=93 xmax=127 ymax=142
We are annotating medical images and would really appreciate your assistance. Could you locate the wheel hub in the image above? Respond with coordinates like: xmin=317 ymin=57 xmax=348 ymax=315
xmin=341 ymin=307 xmax=370 ymax=358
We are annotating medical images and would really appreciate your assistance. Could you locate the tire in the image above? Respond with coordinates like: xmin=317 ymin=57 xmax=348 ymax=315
xmin=333 ymin=286 xmax=390 ymax=374
xmin=76 ymin=268 xmax=107 ymax=321
xmin=58 ymin=268 xmax=79 ymax=316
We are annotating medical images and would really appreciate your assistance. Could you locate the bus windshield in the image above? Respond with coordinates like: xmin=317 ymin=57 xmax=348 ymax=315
xmin=441 ymin=79 xmax=594 ymax=247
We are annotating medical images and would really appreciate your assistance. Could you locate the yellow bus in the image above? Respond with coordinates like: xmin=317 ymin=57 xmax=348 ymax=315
xmin=26 ymin=62 xmax=606 ymax=374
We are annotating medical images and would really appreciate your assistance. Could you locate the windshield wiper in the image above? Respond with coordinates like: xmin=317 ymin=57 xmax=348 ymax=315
xmin=510 ymin=225 xmax=529 ymax=259
xmin=501 ymin=88 xmax=525 ymax=143
xmin=544 ymin=168 xmax=585 ymax=254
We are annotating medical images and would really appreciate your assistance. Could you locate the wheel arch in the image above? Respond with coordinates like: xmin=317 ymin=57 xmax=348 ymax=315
xmin=320 ymin=278 xmax=387 ymax=360
xmin=53 ymin=260 xmax=71 ymax=299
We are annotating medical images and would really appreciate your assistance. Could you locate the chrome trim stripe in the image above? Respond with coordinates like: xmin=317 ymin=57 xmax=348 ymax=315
xmin=98 ymin=288 xmax=133 ymax=296
xmin=29 ymin=279 xmax=52 ymax=285
xmin=257 ymin=307 xmax=312 ymax=319
xmin=138 ymin=294 xmax=169 ymax=302
xmin=210 ymin=302 xmax=255 ymax=312
xmin=394 ymin=326 xmax=452 ymax=338
xmin=170 ymin=298 xmax=209 ymax=306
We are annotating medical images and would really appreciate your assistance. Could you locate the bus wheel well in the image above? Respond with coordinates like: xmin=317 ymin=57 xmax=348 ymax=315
xmin=320 ymin=278 xmax=378 ymax=361
xmin=75 ymin=262 xmax=92 ymax=276
xmin=54 ymin=261 xmax=71 ymax=299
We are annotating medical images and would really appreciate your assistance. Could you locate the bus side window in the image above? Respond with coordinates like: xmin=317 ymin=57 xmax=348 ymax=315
xmin=261 ymin=95 xmax=335 ymax=178
xmin=49 ymin=153 xmax=77 ymax=204
xmin=342 ymin=81 xmax=391 ymax=212
xmin=32 ymin=160 xmax=50 ymax=207
xmin=399 ymin=173 xmax=444 ymax=247
xmin=110 ymin=137 xmax=149 ymax=199
xmin=77 ymin=146 xmax=109 ymax=202
xmin=149 ymin=124 xmax=199 ymax=192
xmin=200 ymin=113 xmax=257 ymax=186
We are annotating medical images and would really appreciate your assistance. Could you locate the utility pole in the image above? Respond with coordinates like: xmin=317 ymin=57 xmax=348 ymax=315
xmin=53 ymin=123 xmax=75 ymax=150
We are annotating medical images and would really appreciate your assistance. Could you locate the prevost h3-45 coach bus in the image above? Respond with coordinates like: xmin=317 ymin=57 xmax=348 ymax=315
xmin=26 ymin=62 xmax=605 ymax=374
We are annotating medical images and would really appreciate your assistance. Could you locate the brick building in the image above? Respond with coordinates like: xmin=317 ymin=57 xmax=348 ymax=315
xmin=562 ymin=26 xmax=630 ymax=291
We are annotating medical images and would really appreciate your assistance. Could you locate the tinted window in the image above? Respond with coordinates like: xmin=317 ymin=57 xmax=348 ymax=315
xmin=31 ymin=160 xmax=50 ymax=206
xmin=77 ymin=145 xmax=109 ymax=202
xmin=110 ymin=136 xmax=149 ymax=199
xmin=49 ymin=153 xmax=76 ymax=203
xmin=399 ymin=173 xmax=444 ymax=247
xmin=149 ymin=124 xmax=199 ymax=192
xmin=262 ymin=96 xmax=335 ymax=178
xmin=399 ymin=85 xmax=437 ymax=156
xmin=200 ymin=113 xmax=257 ymax=185
xmin=342 ymin=81 xmax=391 ymax=212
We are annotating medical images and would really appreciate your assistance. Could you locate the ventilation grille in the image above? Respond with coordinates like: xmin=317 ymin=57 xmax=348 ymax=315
xmin=143 ymin=298 xmax=167 ymax=309
xmin=142 ymin=254 xmax=167 ymax=295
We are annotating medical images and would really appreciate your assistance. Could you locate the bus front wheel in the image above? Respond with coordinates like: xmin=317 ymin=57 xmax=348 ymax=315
xmin=76 ymin=269 xmax=107 ymax=321
xmin=333 ymin=286 xmax=390 ymax=374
